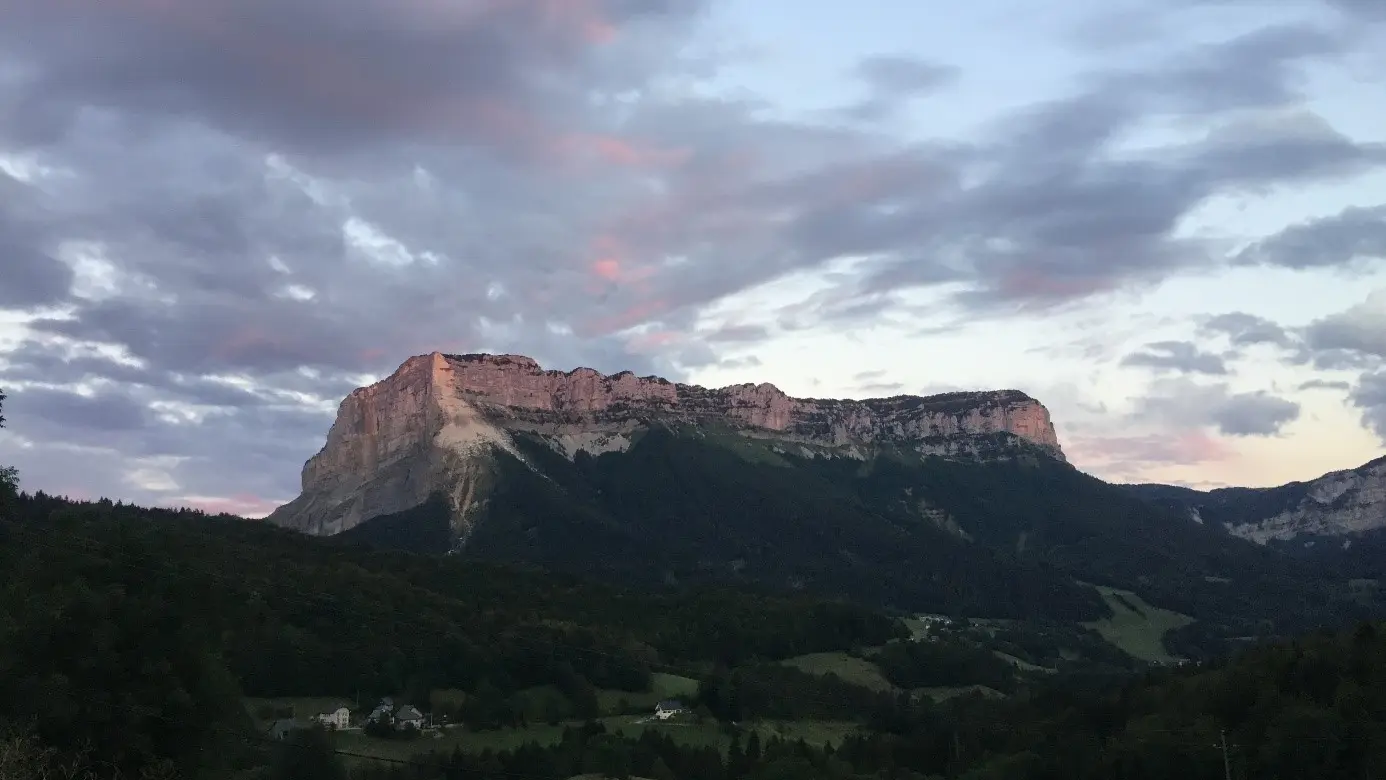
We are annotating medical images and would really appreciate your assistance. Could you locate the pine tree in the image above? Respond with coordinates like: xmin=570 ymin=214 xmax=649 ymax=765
xmin=0 ymin=388 xmax=16 ymax=506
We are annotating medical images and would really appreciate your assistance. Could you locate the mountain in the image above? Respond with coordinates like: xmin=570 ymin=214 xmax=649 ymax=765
xmin=266 ymin=353 xmax=1380 ymax=645
xmin=1123 ymin=456 xmax=1386 ymax=543
xmin=1121 ymin=456 xmax=1386 ymax=576
xmin=268 ymin=351 xmax=1065 ymax=536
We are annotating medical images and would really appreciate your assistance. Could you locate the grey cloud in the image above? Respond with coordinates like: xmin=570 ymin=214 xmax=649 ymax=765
xmin=1299 ymin=378 xmax=1350 ymax=391
xmin=854 ymin=56 xmax=960 ymax=94
xmin=1121 ymin=341 xmax=1229 ymax=374
xmin=1236 ymin=205 xmax=1386 ymax=269
xmin=0 ymin=174 xmax=73 ymax=308
xmin=857 ymin=382 xmax=905 ymax=395
xmin=712 ymin=356 xmax=762 ymax=371
xmin=704 ymin=324 xmax=771 ymax=344
xmin=0 ymin=242 xmax=72 ymax=308
xmin=1134 ymin=378 xmax=1301 ymax=436
xmin=1200 ymin=312 xmax=1295 ymax=347
xmin=1214 ymin=394 xmax=1302 ymax=435
xmin=12 ymin=386 xmax=150 ymax=432
xmin=0 ymin=0 xmax=707 ymax=160
xmin=830 ymin=24 xmax=1382 ymax=319
xmin=1302 ymin=289 xmax=1386 ymax=359
xmin=1351 ymin=372 xmax=1386 ymax=441
xmin=842 ymin=55 xmax=959 ymax=122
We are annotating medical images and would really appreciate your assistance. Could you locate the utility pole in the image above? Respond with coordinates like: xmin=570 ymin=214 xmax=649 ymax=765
xmin=1219 ymin=730 xmax=1233 ymax=780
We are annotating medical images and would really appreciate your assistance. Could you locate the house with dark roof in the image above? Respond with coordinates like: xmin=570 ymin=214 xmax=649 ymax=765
xmin=394 ymin=704 xmax=425 ymax=730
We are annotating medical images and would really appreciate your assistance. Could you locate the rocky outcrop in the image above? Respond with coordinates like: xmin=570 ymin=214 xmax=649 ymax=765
xmin=267 ymin=352 xmax=1066 ymax=536
xmin=1224 ymin=457 xmax=1386 ymax=543
xmin=1123 ymin=456 xmax=1386 ymax=543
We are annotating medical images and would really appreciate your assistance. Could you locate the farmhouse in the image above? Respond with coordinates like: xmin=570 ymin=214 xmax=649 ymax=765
xmin=395 ymin=705 xmax=425 ymax=730
xmin=315 ymin=707 xmax=350 ymax=730
xmin=653 ymin=700 xmax=684 ymax=720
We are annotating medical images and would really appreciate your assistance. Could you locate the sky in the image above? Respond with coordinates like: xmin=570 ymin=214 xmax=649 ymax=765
xmin=0 ymin=0 xmax=1384 ymax=517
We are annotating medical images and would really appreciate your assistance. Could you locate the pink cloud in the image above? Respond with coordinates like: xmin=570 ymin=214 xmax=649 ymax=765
xmin=996 ymin=267 xmax=1113 ymax=303
xmin=1067 ymin=430 xmax=1235 ymax=481
xmin=583 ymin=298 xmax=670 ymax=336
xmin=592 ymin=258 xmax=622 ymax=281
xmin=169 ymin=493 xmax=282 ymax=518
xmin=626 ymin=330 xmax=681 ymax=351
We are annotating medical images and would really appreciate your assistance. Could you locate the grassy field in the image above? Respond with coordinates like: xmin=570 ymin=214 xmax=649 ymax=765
xmin=335 ymin=716 xmax=861 ymax=763
xmin=243 ymin=696 xmax=353 ymax=724
xmin=993 ymin=650 xmax=1052 ymax=673
xmin=596 ymin=673 xmax=700 ymax=715
xmin=781 ymin=652 xmax=894 ymax=692
xmin=914 ymin=685 xmax=1004 ymax=702
xmin=1081 ymin=585 xmax=1194 ymax=663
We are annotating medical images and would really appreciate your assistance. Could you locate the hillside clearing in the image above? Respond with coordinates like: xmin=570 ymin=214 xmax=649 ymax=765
xmin=781 ymin=652 xmax=894 ymax=692
xmin=596 ymin=673 xmax=700 ymax=714
xmin=1082 ymin=585 xmax=1193 ymax=663
xmin=243 ymin=696 xmax=353 ymax=724
xmin=915 ymin=685 xmax=1003 ymax=702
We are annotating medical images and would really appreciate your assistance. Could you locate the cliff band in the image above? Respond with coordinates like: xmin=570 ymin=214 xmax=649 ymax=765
xmin=266 ymin=352 xmax=1066 ymax=537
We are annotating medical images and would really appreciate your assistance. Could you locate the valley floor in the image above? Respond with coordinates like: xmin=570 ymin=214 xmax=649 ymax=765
xmin=325 ymin=717 xmax=860 ymax=764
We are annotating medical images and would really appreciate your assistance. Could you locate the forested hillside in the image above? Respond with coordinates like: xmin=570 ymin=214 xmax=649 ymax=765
xmin=347 ymin=426 xmax=1380 ymax=658
xmin=0 ymin=492 xmax=900 ymax=778
xmin=2 ymin=492 xmax=1383 ymax=778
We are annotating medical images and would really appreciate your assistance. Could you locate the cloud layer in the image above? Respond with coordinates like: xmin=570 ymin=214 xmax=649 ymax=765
xmin=1 ymin=0 xmax=1384 ymax=510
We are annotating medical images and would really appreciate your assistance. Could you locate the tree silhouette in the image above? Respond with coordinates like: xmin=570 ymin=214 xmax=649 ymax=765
xmin=0 ymin=388 xmax=16 ymax=505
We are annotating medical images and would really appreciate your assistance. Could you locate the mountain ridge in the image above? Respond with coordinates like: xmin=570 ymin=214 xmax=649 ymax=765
xmin=267 ymin=351 xmax=1066 ymax=536
xmin=1119 ymin=454 xmax=1386 ymax=545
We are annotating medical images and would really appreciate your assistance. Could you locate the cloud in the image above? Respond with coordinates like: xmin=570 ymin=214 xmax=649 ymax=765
xmin=1236 ymin=205 xmax=1386 ymax=270
xmin=0 ymin=0 xmax=1381 ymax=510
xmin=1133 ymin=378 xmax=1301 ymax=436
xmin=1299 ymin=378 xmax=1350 ymax=391
xmin=858 ymin=382 xmax=905 ymax=395
xmin=841 ymin=55 xmax=959 ymax=122
xmin=0 ymin=173 xmax=74 ymax=308
xmin=816 ymin=25 xmax=1386 ymax=321
xmin=1068 ymin=430 xmax=1235 ymax=481
xmin=1198 ymin=292 xmax=1386 ymax=372
xmin=1350 ymin=372 xmax=1386 ymax=442
xmin=854 ymin=55 xmax=960 ymax=94
xmin=1200 ymin=312 xmax=1295 ymax=347
xmin=1302 ymin=288 xmax=1386 ymax=359
xmin=1121 ymin=340 xmax=1229 ymax=374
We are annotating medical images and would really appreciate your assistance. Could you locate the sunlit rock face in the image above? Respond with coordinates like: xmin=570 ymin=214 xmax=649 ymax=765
xmin=266 ymin=352 xmax=1066 ymax=536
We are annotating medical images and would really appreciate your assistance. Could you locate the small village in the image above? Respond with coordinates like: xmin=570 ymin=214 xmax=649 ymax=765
xmin=265 ymin=697 xmax=689 ymax=742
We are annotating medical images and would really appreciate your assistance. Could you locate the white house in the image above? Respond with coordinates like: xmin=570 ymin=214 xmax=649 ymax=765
xmin=395 ymin=705 xmax=425 ymax=730
xmin=653 ymin=700 xmax=684 ymax=720
xmin=316 ymin=707 xmax=350 ymax=730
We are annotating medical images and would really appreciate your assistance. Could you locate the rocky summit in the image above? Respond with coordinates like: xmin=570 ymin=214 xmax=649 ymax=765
xmin=267 ymin=352 xmax=1064 ymax=537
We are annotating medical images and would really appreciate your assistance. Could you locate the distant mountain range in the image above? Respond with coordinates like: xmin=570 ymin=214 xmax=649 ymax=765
xmin=265 ymin=352 xmax=1386 ymax=657
xmin=1120 ymin=456 xmax=1386 ymax=574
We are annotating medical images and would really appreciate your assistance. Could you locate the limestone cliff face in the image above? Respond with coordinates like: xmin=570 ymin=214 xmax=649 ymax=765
xmin=1224 ymin=457 xmax=1386 ymax=543
xmin=267 ymin=352 xmax=1066 ymax=536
